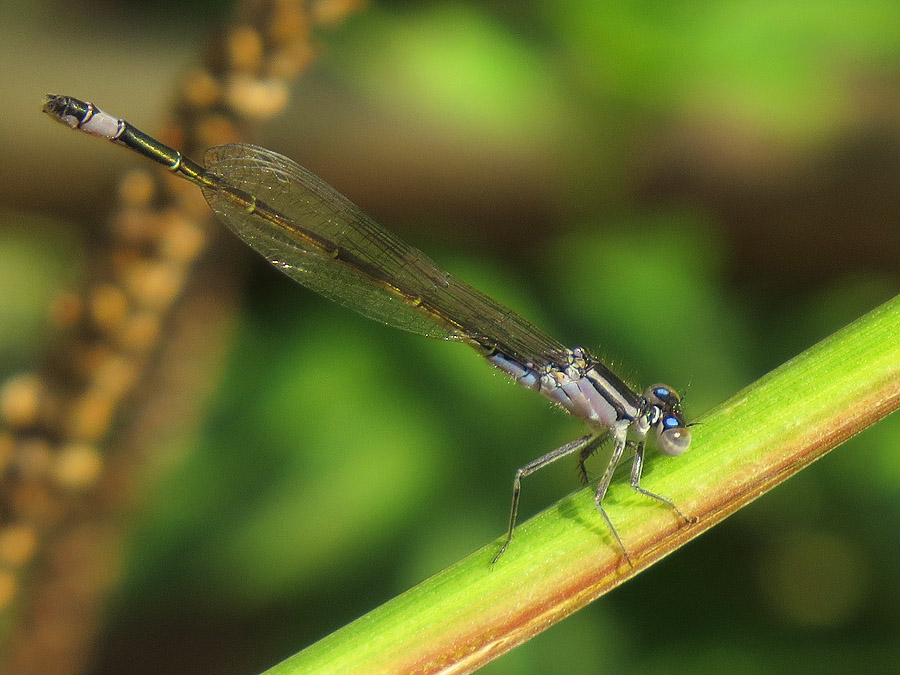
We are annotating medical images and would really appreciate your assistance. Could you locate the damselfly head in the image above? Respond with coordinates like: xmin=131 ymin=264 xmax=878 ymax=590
xmin=645 ymin=383 xmax=691 ymax=456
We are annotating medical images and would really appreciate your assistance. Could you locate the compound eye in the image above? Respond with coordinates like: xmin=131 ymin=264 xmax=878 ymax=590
xmin=646 ymin=384 xmax=681 ymax=406
xmin=657 ymin=426 xmax=691 ymax=456
xmin=662 ymin=415 xmax=680 ymax=431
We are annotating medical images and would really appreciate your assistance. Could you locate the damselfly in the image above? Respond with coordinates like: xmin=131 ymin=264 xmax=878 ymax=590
xmin=42 ymin=94 xmax=693 ymax=564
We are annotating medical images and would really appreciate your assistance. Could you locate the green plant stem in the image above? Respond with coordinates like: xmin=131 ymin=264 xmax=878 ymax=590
xmin=264 ymin=295 xmax=900 ymax=675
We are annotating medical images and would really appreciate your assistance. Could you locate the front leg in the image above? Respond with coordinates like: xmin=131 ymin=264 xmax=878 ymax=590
xmin=629 ymin=442 xmax=692 ymax=523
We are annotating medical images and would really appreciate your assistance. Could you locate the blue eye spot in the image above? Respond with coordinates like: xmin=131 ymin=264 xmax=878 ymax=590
xmin=662 ymin=415 xmax=680 ymax=431
xmin=653 ymin=386 xmax=677 ymax=404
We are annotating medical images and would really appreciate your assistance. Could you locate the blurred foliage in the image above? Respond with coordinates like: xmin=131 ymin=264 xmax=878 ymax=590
xmin=3 ymin=0 xmax=900 ymax=674
xmin=0 ymin=211 xmax=86 ymax=369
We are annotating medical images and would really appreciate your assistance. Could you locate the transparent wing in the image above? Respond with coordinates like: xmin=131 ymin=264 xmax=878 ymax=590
xmin=202 ymin=143 xmax=569 ymax=367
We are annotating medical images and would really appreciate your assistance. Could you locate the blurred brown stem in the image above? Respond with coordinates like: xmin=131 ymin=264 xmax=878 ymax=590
xmin=0 ymin=2 xmax=365 ymax=674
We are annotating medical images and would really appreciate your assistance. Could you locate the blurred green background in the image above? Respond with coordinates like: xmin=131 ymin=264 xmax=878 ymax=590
xmin=2 ymin=0 xmax=900 ymax=673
